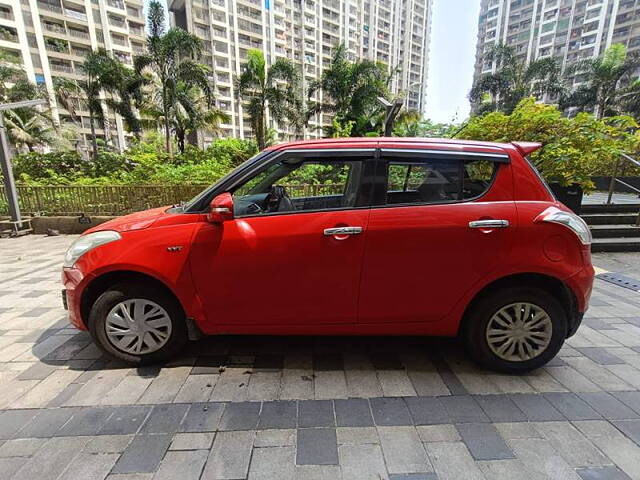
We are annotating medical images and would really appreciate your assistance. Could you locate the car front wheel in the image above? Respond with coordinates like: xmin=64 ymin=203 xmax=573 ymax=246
xmin=88 ymin=282 xmax=187 ymax=365
xmin=463 ymin=287 xmax=567 ymax=373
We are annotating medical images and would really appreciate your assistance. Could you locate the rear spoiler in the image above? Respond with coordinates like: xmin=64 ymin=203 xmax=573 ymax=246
xmin=512 ymin=142 xmax=542 ymax=156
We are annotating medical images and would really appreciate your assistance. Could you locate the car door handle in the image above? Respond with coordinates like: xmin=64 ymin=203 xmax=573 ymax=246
xmin=324 ymin=226 xmax=363 ymax=236
xmin=468 ymin=219 xmax=510 ymax=229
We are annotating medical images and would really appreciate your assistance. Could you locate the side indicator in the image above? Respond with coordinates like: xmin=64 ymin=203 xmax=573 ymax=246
xmin=167 ymin=246 xmax=183 ymax=252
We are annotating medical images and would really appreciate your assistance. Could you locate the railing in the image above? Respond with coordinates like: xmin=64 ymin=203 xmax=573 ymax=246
xmin=607 ymin=153 xmax=640 ymax=226
xmin=0 ymin=184 xmax=345 ymax=216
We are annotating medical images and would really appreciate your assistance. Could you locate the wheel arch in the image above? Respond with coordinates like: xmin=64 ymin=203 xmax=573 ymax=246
xmin=80 ymin=270 xmax=187 ymax=329
xmin=458 ymin=272 xmax=577 ymax=337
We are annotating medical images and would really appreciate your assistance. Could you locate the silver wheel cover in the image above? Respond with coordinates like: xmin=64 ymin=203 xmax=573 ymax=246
xmin=105 ymin=299 xmax=172 ymax=355
xmin=485 ymin=302 xmax=553 ymax=362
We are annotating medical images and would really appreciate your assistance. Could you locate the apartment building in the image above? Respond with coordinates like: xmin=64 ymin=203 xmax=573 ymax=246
xmin=0 ymin=0 xmax=147 ymax=151
xmin=169 ymin=0 xmax=433 ymax=141
xmin=474 ymin=0 xmax=640 ymax=87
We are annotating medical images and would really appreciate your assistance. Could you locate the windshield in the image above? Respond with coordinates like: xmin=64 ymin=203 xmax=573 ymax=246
xmin=181 ymin=151 xmax=270 ymax=212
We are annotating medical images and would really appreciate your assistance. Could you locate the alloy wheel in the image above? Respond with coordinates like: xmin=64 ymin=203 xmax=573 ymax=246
xmin=105 ymin=299 xmax=172 ymax=355
xmin=485 ymin=302 xmax=552 ymax=362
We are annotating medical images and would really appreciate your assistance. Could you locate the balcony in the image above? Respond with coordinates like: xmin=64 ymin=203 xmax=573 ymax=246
xmin=65 ymin=9 xmax=88 ymax=22
xmin=0 ymin=10 xmax=14 ymax=21
xmin=40 ymin=3 xmax=64 ymax=15
xmin=69 ymin=29 xmax=90 ymax=40
xmin=50 ymin=62 xmax=74 ymax=73
xmin=107 ymin=0 xmax=125 ymax=9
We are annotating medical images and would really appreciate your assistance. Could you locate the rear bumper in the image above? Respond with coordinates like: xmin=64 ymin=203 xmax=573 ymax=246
xmin=564 ymin=264 xmax=594 ymax=337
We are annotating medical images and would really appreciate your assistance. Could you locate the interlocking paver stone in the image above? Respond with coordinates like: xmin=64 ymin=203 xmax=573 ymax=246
xmin=98 ymin=406 xmax=152 ymax=435
xmin=111 ymin=434 xmax=171 ymax=474
xmin=153 ymin=450 xmax=208 ymax=480
xmin=296 ymin=428 xmax=338 ymax=465
xmin=475 ymin=395 xmax=527 ymax=423
xmin=579 ymin=393 xmax=640 ymax=420
xmin=139 ymin=403 xmax=189 ymax=434
xmin=456 ymin=423 xmax=514 ymax=461
xmin=378 ymin=426 xmax=432 ymax=475
xmin=179 ymin=402 xmax=224 ymax=432
xmin=405 ymin=396 xmax=449 ymax=425
xmin=218 ymin=401 xmax=261 ymax=430
xmin=370 ymin=397 xmax=413 ymax=426
xmin=440 ymin=395 xmax=489 ymax=423
xmin=57 ymin=406 xmax=114 ymax=436
xmin=257 ymin=400 xmax=297 ymax=429
xmin=577 ymin=348 xmax=626 ymax=365
xmin=334 ymin=398 xmax=374 ymax=427
xmin=17 ymin=407 xmax=78 ymax=438
xmin=613 ymin=419 xmax=640 ymax=446
xmin=509 ymin=393 xmax=565 ymax=421
xmin=576 ymin=466 xmax=633 ymax=480
xmin=544 ymin=393 xmax=603 ymax=421
xmin=298 ymin=400 xmax=335 ymax=428
xmin=0 ymin=409 xmax=38 ymax=439
xmin=201 ymin=430 xmax=254 ymax=479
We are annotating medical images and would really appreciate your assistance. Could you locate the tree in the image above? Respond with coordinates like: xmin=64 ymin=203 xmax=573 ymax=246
xmin=392 ymin=112 xmax=457 ymax=138
xmin=236 ymin=49 xmax=301 ymax=150
xmin=308 ymin=44 xmax=389 ymax=136
xmin=57 ymin=49 xmax=124 ymax=159
xmin=170 ymin=81 xmax=229 ymax=153
xmin=460 ymin=97 xmax=640 ymax=190
xmin=136 ymin=1 xmax=207 ymax=155
xmin=470 ymin=43 xmax=565 ymax=114
xmin=0 ymin=57 xmax=69 ymax=153
xmin=561 ymin=43 xmax=640 ymax=119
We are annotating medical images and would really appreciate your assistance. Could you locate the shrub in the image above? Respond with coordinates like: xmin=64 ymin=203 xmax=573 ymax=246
xmin=460 ymin=98 xmax=640 ymax=191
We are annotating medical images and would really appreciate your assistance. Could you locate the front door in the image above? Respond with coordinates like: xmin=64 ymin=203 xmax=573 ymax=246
xmin=189 ymin=150 xmax=373 ymax=329
xmin=358 ymin=148 xmax=517 ymax=325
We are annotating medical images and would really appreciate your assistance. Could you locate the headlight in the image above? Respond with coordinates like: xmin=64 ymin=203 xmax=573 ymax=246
xmin=536 ymin=206 xmax=592 ymax=245
xmin=63 ymin=231 xmax=122 ymax=268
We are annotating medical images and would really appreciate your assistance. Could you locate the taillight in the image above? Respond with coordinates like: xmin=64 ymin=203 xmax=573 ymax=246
xmin=535 ymin=206 xmax=592 ymax=245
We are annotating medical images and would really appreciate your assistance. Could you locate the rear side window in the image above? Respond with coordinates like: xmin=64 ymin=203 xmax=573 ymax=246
xmin=385 ymin=158 xmax=498 ymax=205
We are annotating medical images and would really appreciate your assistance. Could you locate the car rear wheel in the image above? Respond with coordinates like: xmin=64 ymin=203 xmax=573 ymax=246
xmin=462 ymin=287 xmax=567 ymax=373
xmin=88 ymin=282 xmax=187 ymax=365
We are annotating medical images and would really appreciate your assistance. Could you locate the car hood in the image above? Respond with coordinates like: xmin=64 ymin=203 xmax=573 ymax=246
xmin=84 ymin=206 xmax=169 ymax=234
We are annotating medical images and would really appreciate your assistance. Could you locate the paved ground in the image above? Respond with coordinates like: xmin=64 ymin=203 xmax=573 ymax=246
xmin=1 ymin=235 xmax=640 ymax=480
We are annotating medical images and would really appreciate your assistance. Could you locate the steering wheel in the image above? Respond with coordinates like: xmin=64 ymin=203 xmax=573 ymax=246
xmin=265 ymin=185 xmax=295 ymax=213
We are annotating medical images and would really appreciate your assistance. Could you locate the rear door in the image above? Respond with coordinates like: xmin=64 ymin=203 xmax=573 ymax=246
xmin=358 ymin=147 xmax=517 ymax=325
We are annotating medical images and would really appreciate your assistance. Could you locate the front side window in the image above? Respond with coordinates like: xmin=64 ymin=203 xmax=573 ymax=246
xmin=385 ymin=157 xmax=498 ymax=205
xmin=232 ymin=156 xmax=363 ymax=216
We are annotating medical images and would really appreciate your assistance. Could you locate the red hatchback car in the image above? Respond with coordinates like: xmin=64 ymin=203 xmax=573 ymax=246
xmin=62 ymin=138 xmax=594 ymax=373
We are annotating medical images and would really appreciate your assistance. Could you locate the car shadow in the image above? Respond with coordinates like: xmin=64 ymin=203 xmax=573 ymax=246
xmin=32 ymin=323 xmax=472 ymax=380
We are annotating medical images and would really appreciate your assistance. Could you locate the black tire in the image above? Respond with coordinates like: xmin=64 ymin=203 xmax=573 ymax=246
xmin=462 ymin=287 xmax=567 ymax=373
xmin=88 ymin=282 xmax=187 ymax=365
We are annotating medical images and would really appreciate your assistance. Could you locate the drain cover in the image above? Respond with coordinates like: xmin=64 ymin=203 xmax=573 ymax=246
xmin=596 ymin=272 xmax=640 ymax=292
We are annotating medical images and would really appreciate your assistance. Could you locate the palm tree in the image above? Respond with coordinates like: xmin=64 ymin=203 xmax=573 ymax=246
xmin=236 ymin=49 xmax=301 ymax=150
xmin=307 ymin=44 xmax=389 ymax=136
xmin=470 ymin=43 xmax=564 ymax=114
xmin=171 ymin=82 xmax=229 ymax=153
xmin=136 ymin=1 xmax=206 ymax=155
xmin=73 ymin=49 xmax=122 ymax=159
xmin=561 ymin=43 xmax=640 ymax=119
xmin=3 ymin=107 xmax=68 ymax=153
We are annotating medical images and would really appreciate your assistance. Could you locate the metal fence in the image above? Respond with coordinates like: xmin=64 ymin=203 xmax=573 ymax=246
xmin=0 ymin=184 xmax=344 ymax=216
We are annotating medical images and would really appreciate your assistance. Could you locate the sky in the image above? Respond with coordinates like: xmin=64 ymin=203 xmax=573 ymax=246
xmin=143 ymin=0 xmax=480 ymax=124
xmin=424 ymin=1 xmax=481 ymax=123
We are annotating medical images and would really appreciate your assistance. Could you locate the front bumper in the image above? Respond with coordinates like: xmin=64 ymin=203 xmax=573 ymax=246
xmin=61 ymin=267 xmax=88 ymax=330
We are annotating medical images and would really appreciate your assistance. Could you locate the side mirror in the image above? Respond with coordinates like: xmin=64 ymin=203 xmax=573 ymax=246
xmin=207 ymin=192 xmax=234 ymax=223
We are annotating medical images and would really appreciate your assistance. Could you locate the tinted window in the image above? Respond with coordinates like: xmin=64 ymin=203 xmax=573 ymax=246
xmin=385 ymin=158 xmax=497 ymax=205
xmin=232 ymin=158 xmax=362 ymax=216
